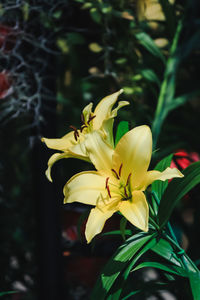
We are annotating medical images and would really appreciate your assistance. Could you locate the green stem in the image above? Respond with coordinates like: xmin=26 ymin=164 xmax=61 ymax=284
xmin=152 ymin=20 xmax=183 ymax=149
xmin=165 ymin=233 xmax=199 ymax=273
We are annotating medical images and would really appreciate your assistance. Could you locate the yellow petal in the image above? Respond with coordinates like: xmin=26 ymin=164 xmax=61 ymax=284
xmin=141 ymin=167 xmax=184 ymax=190
xmin=45 ymin=153 xmax=70 ymax=182
xmin=101 ymin=100 xmax=129 ymax=146
xmin=84 ymin=131 xmax=114 ymax=171
xmin=119 ymin=191 xmax=149 ymax=232
xmin=63 ymin=171 xmax=106 ymax=205
xmin=93 ymin=89 xmax=124 ymax=130
xmin=41 ymin=131 xmax=75 ymax=151
xmin=46 ymin=151 xmax=90 ymax=182
xmin=85 ymin=207 xmax=115 ymax=243
xmin=82 ymin=102 xmax=93 ymax=123
xmin=112 ymin=125 xmax=152 ymax=188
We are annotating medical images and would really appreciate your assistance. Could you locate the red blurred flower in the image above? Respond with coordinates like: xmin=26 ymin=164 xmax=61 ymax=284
xmin=0 ymin=24 xmax=16 ymax=52
xmin=0 ymin=71 xmax=13 ymax=99
xmin=171 ymin=150 xmax=200 ymax=170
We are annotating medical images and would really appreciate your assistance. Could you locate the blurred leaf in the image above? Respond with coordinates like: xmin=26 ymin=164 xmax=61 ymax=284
xmin=152 ymin=154 xmax=173 ymax=202
xmin=89 ymin=42 xmax=103 ymax=53
xmin=115 ymin=121 xmax=129 ymax=146
xmin=134 ymin=261 xmax=186 ymax=277
xmin=167 ymin=91 xmax=200 ymax=112
xmin=135 ymin=32 xmax=166 ymax=63
xmin=57 ymin=38 xmax=69 ymax=54
xmin=67 ymin=33 xmax=85 ymax=45
xmin=141 ymin=69 xmax=161 ymax=86
xmin=90 ymin=8 xmax=101 ymax=23
xmin=159 ymin=0 xmax=176 ymax=36
xmin=152 ymin=20 xmax=183 ymax=148
xmin=158 ymin=161 xmax=200 ymax=228
xmin=0 ymin=291 xmax=16 ymax=297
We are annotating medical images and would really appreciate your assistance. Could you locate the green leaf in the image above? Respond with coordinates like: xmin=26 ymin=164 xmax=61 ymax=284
xmin=158 ymin=161 xmax=200 ymax=228
xmin=91 ymin=233 xmax=152 ymax=299
xmin=102 ymin=230 xmax=132 ymax=237
xmin=188 ymin=271 xmax=200 ymax=300
xmin=123 ymin=235 xmax=157 ymax=280
xmin=141 ymin=69 xmax=161 ymax=86
xmin=167 ymin=91 xmax=200 ymax=112
xmin=151 ymin=238 xmax=182 ymax=267
xmin=120 ymin=217 xmax=127 ymax=241
xmin=90 ymin=8 xmax=102 ymax=24
xmin=135 ymin=32 xmax=166 ymax=64
xmin=115 ymin=121 xmax=129 ymax=146
xmin=134 ymin=261 xmax=186 ymax=277
xmin=152 ymin=153 xmax=173 ymax=202
xmin=0 ymin=291 xmax=16 ymax=297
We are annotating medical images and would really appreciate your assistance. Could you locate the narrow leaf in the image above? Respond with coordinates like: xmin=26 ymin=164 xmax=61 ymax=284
xmin=91 ymin=233 xmax=152 ymax=299
xmin=141 ymin=69 xmax=161 ymax=86
xmin=134 ymin=261 xmax=186 ymax=277
xmin=158 ymin=161 xmax=200 ymax=227
xmin=189 ymin=271 xmax=200 ymax=300
xmin=135 ymin=32 xmax=166 ymax=63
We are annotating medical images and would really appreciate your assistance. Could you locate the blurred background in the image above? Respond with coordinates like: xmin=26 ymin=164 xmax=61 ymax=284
xmin=0 ymin=0 xmax=200 ymax=299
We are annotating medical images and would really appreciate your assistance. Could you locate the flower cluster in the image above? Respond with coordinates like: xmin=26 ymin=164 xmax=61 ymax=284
xmin=42 ymin=91 xmax=183 ymax=243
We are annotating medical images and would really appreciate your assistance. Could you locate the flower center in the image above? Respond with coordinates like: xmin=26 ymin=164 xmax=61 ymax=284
xmin=69 ymin=113 xmax=96 ymax=142
xmin=105 ymin=163 xmax=132 ymax=201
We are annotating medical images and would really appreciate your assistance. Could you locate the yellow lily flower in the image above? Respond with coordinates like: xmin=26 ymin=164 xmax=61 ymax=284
xmin=63 ymin=125 xmax=184 ymax=243
xmin=42 ymin=90 xmax=129 ymax=181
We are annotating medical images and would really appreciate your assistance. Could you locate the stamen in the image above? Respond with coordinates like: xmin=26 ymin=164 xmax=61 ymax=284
xmin=74 ymin=131 xmax=78 ymax=141
xmin=69 ymin=125 xmax=77 ymax=131
xmin=81 ymin=113 xmax=85 ymax=124
xmin=111 ymin=168 xmax=120 ymax=179
xmin=105 ymin=177 xmax=111 ymax=198
xmin=70 ymin=125 xmax=79 ymax=141
xmin=124 ymin=187 xmax=128 ymax=198
xmin=126 ymin=173 xmax=132 ymax=186
xmin=119 ymin=163 xmax=123 ymax=177
xmin=80 ymin=125 xmax=87 ymax=132
xmin=88 ymin=114 xmax=96 ymax=124
xmin=105 ymin=177 xmax=109 ymax=189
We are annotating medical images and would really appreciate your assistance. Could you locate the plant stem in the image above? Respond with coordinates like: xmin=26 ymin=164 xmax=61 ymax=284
xmin=152 ymin=20 xmax=183 ymax=149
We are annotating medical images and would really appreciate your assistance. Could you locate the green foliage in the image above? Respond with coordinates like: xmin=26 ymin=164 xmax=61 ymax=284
xmin=152 ymin=153 xmax=173 ymax=201
xmin=115 ymin=121 xmax=129 ymax=146
xmin=158 ymin=161 xmax=200 ymax=228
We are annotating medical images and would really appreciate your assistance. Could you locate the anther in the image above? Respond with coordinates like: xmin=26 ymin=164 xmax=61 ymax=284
xmin=126 ymin=173 xmax=132 ymax=186
xmin=105 ymin=177 xmax=111 ymax=198
xmin=74 ymin=131 xmax=78 ymax=141
xmin=119 ymin=163 xmax=123 ymax=177
xmin=88 ymin=114 xmax=96 ymax=124
xmin=111 ymin=168 xmax=120 ymax=179
xmin=105 ymin=177 xmax=109 ymax=189
xmin=124 ymin=187 xmax=128 ymax=198
xmin=69 ymin=125 xmax=77 ymax=131
xmin=81 ymin=113 xmax=85 ymax=124
xmin=80 ymin=125 xmax=87 ymax=132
